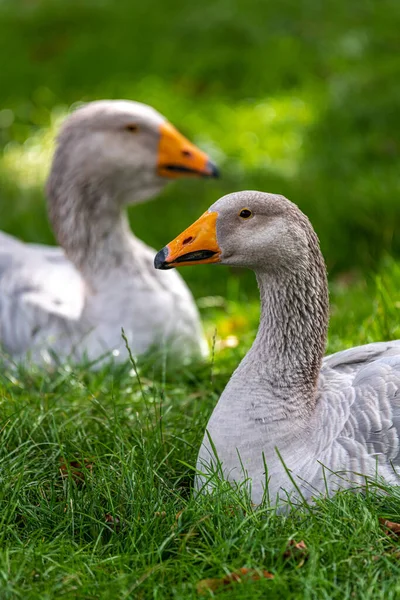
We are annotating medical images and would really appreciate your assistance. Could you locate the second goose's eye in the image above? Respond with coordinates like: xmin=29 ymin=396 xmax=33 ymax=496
xmin=239 ymin=208 xmax=252 ymax=219
xmin=126 ymin=124 xmax=139 ymax=133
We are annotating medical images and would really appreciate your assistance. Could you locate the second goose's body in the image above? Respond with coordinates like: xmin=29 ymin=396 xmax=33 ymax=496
xmin=0 ymin=101 xmax=218 ymax=366
xmin=155 ymin=191 xmax=400 ymax=506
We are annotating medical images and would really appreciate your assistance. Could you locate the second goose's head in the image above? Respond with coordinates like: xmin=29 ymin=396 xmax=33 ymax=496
xmin=47 ymin=100 xmax=219 ymax=205
xmin=154 ymin=191 xmax=320 ymax=274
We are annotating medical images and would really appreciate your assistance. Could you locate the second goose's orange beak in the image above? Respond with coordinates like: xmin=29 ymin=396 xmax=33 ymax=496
xmin=154 ymin=211 xmax=221 ymax=270
xmin=157 ymin=122 xmax=219 ymax=179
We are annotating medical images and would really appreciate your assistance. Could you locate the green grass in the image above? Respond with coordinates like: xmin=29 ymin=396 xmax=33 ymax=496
xmin=2 ymin=263 xmax=400 ymax=599
xmin=2 ymin=0 xmax=400 ymax=596
xmin=1 ymin=0 xmax=400 ymax=298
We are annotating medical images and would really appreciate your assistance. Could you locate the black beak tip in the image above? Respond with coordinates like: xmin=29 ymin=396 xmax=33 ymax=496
xmin=206 ymin=160 xmax=220 ymax=179
xmin=154 ymin=247 xmax=173 ymax=270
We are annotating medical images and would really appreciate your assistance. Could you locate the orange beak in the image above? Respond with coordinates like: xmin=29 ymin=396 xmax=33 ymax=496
xmin=157 ymin=122 xmax=219 ymax=179
xmin=154 ymin=211 xmax=221 ymax=270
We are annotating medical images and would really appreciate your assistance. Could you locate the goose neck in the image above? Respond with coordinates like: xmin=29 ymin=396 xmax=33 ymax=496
xmin=47 ymin=176 xmax=135 ymax=286
xmin=242 ymin=259 xmax=329 ymax=410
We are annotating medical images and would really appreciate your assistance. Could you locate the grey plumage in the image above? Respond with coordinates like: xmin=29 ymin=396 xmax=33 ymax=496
xmin=0 ymin=101 xmax=209 ymax=366
xmin=159 ymin=190 xmax=400 ymax=506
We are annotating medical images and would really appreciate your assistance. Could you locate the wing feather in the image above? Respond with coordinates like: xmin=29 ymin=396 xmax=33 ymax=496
xmin=0 ymin=232 xmax=85 ymax=355
xmin=320 ymin=343 xmax=400 ymax=474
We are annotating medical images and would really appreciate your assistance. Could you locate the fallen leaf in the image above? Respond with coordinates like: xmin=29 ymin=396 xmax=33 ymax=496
xmin=283 ymin=539 xmax=308 ymax=567
xmin=59 ymin=457 xmax=93 ymax=486
xmin=284 ymin=539 xmax=308 ymax=557
xmin=104 ymin=513 xmax=121 ymax=531
xmin=284 ymin=539 xmax=307 ymax=553
xmin=196 ymin=567 xmax=274 ymax=595
xmin=379 ymin=518 xmax=400 ymax=535
xmin=171 ymin=509 xmax=188 ymax=531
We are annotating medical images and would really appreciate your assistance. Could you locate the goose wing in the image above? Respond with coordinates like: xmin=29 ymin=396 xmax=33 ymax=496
xmin=320 ymin=341 xmax=400 ymax=471
xmin=0 ymin=232 xmax=85 ymax=355
xmin=323 ymin=340 xmax=400 ymax=373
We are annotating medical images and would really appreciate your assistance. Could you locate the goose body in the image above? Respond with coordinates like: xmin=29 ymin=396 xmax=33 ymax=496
xmin=196 ymin=338 xmax=400 ymax=505
xmin=0 ymin=101 xmax=218 ymax=366
xmin=155 ymin=191 xmax=400 ymax=506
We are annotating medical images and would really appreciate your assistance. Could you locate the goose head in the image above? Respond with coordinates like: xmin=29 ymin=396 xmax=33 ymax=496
xmin=154 ymin=191 xmax=316 ymax=273
xmin=47 ymin=100 xmax=219 ymax=205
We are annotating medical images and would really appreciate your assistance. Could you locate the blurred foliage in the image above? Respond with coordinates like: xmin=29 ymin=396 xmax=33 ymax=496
xmin=0 ymin=0 xmax=399 ymax=298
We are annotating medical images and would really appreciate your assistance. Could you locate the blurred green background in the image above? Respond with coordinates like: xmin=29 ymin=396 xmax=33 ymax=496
xmin=0 ymin=0 xmax=399 ymax=300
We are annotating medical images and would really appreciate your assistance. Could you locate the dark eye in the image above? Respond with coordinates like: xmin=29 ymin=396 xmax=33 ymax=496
xmin=239 ymin=208 xmax=252 ymax=219
xmin=126 ymin=124 xmax=139 ymax=133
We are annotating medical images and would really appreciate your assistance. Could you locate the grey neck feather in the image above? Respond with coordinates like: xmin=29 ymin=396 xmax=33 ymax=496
xmin=239 ymin=232 xmax=329 ymax=416
xmin=47 ymin=172 xmax=134 ymax=287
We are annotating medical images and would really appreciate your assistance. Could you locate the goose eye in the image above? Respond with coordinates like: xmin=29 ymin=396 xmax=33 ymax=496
xmin=239 ymin=208 xmax=252 ymax=219
xmin=126 ymin=124 xmax=139 ymax=133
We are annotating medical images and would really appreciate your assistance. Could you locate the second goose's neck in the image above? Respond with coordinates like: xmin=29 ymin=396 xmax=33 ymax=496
xmin=241 ymin=250 xmax=329 ymax=412
xmin=47 ymin=175 xmax=135 ymax=286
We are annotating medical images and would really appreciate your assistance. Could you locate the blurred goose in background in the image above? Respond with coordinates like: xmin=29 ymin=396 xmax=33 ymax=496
xmin=0 ymin=100 xmax=218 ymax=367
xmin=155 ymin=191 xmax=400 ymax=507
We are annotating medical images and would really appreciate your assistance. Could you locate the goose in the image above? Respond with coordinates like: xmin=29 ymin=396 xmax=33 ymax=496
xmin=0 ymin=100 xmax=219 ymax=367
xmin=155 ymin=190 xmax=400 ymax=507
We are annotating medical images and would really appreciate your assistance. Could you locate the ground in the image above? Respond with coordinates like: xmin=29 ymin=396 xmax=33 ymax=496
xmin=1 ymin=0 xmax=400 ymax=597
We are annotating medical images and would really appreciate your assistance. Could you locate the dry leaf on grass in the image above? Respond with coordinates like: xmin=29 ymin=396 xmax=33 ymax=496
xmin=171 ymin=509 xmax=186 ymax=530
xmin=284 ymin=539 xmax=307 ymax=555
xmin=196 ymin=567 xmax=274 ymax=595
xmin=283 ymin=539 xmax=308 ymax=567
xmin=379 ymin=518 xmax=400 ymax=535
xmin=59 ymin=457 xmax=93 ymax=486
xmin=104 ymin=513 xmax=121 ymax=531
